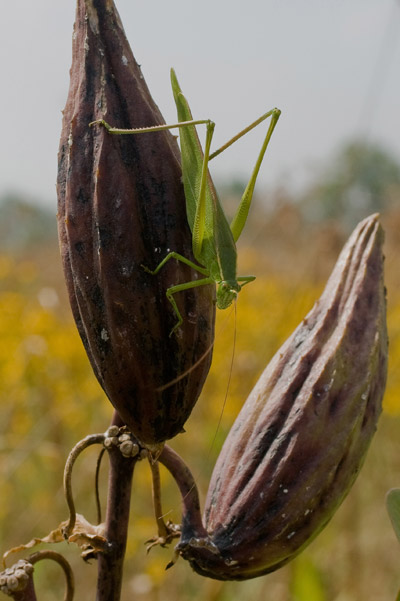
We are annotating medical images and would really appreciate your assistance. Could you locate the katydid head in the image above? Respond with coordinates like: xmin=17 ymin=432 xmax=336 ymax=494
xmin=216 ymin=281 xmax=241 ymax=310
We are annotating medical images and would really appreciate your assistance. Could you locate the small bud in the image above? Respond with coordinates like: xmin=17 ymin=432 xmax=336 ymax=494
xmin=0 ymin=560 xmax=33 ymax=595
xmin=120 ymin=440 xmax=134 ymax=457
xmin=6 ymin=576 xmax=19 ymax=591
xmin=130 ymin=443 xmax=140 ymax=458
xmin=104 ymin=436 xmax=119 ymax=448
xmin=13 ymin=570 xmax=28 ymax=583
xmin=24 ymin=563 xmax=34 ymax=576
xmin=106 ymin=426 xmax=120 ymax=438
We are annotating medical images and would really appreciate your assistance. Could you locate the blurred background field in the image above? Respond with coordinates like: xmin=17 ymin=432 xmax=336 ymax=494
xmin=0 ymin=137 xmax=400 ymax=601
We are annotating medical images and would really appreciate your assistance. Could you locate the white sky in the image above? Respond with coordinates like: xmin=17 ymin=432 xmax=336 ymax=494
xmin=1 ymin=0 xmax=400 ymax=209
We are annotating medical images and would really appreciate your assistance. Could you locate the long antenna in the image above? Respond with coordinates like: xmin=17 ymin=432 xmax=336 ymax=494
xmin=207 ymin=302 xmax=237 ymax=460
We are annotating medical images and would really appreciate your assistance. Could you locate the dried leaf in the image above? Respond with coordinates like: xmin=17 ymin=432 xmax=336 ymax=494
xmin=3 ymin=514 xmax=106 ymax=567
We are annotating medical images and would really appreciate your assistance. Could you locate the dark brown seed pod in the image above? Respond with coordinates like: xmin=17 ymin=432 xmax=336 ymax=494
xmin=57 ymin=0 xmax=215 ymax=445
xmin=177 ymin=214 xmax=388 ymax=579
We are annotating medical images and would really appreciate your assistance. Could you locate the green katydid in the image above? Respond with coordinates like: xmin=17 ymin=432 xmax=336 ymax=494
xmin=91 ymin=68 xmax=280 ymax=336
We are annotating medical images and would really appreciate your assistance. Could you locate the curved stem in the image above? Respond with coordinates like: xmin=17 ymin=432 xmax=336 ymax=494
xmin=148 ymin=460 xmax=169 ymax=539
xmin=95 ymin=447 xmax=107 ymax=524
xmin=28 ymin=550 xmax=74 ymax=601
xmin=63 ymin=434 xmax=105 ymax=539
xmin=158 ymin=445 xmax=207 ymax=539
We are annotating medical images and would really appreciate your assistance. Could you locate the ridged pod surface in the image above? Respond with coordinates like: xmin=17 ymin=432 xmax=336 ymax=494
xmin=57 ymin=0 xmax=215 ymax=445
xmin=178 ymin=214 xmax=387 ymax=579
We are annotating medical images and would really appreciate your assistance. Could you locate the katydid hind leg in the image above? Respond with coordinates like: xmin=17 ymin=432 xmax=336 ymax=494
xmin=206 ymin=107 xmax=281 ymax=243
xmin=229 ymin=108 xmax=281 ymax=242
xmin=90 ymin=118 xmax=211 ymax=137
xmin=208 ymin=108 xmax=280 ymax=162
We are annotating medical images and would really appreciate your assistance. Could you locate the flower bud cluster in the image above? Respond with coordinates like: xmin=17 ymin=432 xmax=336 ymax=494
xmin=0 ymin=560 xmax=33 ymax=596
xmin=103 ymin=426 xmax=148 ymax=459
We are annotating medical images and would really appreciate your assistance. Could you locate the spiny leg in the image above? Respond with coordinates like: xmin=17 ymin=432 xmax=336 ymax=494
xmin=208 ymin=108 xmax=280 ymax=161
xmin=207 ymin=108 xmax=281 ymax=242
xmin=231 ymin=109 xmax=280 ymax=241
xmin=89 ymin=118 xmax=212 ymax=136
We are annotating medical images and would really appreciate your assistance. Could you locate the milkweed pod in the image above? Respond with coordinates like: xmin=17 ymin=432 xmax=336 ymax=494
xmin=57 ymin=0 xmax=215 ymax=444
xmin=178 ymin=214 xmax=388 ymax=579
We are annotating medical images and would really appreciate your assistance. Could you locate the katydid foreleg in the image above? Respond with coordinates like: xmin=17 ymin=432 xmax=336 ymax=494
xmin=165 ymin=277 xmax=215 ymax=336
xmin=237 ymin=276 xmax=256 ymax=287
xmin=141 ymin=250 xmax=213 ymax=337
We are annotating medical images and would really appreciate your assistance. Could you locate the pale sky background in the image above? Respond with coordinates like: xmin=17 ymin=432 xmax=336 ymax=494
xmin=1 ymin=0 xmax=400 ymax=209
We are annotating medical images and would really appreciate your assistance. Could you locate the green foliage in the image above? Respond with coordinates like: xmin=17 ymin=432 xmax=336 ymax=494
xmin=290 ymin=555 xmax=326 ymax=601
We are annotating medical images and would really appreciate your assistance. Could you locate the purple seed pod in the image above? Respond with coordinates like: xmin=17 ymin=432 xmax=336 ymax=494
xmin=57 ymin=0 xmax=215 ymax=445
xmin=178 ymin=214 xmax=388 ymax=579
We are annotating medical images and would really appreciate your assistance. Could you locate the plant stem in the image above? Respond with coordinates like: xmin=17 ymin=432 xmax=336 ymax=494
xmin=12 ymin=578 xmax=37 ymax=601
xmin=148 ymin=459 xmax=170 ymax=540
xmin=63 ymin=433 xmax=105 ymax=539
xmin=96 ymin=413 xmax=136 ymax=601
xmin=159 ymin=445 xmax=207 ymax=539
xmin=29 ymin=550 xmax=74 ymax=601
